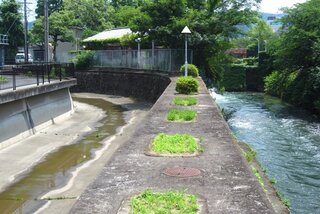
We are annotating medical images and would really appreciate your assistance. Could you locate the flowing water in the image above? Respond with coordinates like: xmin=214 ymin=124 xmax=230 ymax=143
xmin=210 ymin=90 xmax=320 ymax=214
xmin=0 ymin=97 xmax=125 ymax=214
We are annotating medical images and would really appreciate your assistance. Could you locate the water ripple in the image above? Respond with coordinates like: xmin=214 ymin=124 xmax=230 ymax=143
xmin=214 ymin=91 xmax=320 ymax=214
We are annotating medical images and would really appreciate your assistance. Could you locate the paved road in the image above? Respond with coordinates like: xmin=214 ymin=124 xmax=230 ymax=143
xmin=0 ymin=75 xmax=49 ymax=91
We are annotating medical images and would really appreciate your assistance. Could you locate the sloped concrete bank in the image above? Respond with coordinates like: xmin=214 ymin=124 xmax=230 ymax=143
xmin=72 ymin=69 xmax=171 ymax=102
xmin=0 ymin=80 xmax=76 ymax=148
xmin=71 ymin=77 xmax=277 ymax=213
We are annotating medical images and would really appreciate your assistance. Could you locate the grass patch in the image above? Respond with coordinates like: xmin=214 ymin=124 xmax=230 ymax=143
xmin=167 ymin=109 xmax=197 ymax=122
xmin=252 ymin=166 xmax=267 ymax=192
xmin=130 ymin=189 xmax=199 ymax=214
xmin=276 ymin=191 xmax=291 ymax=208
xmin=152 ymin=133 xmax=201 ymax=154
xmin=0 ymin=75 xmax=7 ymax=82
xmin=243 ymin=146 xmax=257 ymax=162
xmin=173 ymin=97 xmax=197 ymax=106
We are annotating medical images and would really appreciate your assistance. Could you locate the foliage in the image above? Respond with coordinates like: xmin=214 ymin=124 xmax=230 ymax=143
xmin=167 ymin=109 xmax=197 ymax=122
xmin=180 ymin=64 xmax=199 ymax=77
xmin=130 ymin=189 xmax=198 ymax=214
xmin=0 ymin=75 xmax=8 ymax=82
xmin=30 ymin=11 xmax=73 ymax=62
xmin=252 ymin=166 xmax=267 ymax=192
xmin=173 ymin=97 xmax=197 ymax=106
xmin=264 ymin=0 xmax=320 ymax=113
xmin=35 ymin=0 xmax=63 ymax=18
xmin=152 ymin=133 xmax=200 ymax=154
xmin=63 ymin=0 xmax=113 ymax=34
xmin=175 ymin=76 xmax=199 ymax=94
xmin=73 ymin=51 xmax=94 ymax=69
xmin=0 ymin=0 xmax=24 ymax=61
xmin=223 ymin=64 xmax=247 ymax=91
xmin=243 ymin=146 xmax=257 ymax=162
xmin=83 ymin=38 xmax=121 ymax=50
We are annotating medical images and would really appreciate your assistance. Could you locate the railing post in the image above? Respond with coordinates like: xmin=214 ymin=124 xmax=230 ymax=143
xmin=42 ymin=63 xmax=45 ymax=84
xmin=12 ymin=67 xmax=16 ymax=90
xmin=36 ymin=66 xmax=39 ymax=86
xmin=59 ymin=64 xmax=62 ymax=81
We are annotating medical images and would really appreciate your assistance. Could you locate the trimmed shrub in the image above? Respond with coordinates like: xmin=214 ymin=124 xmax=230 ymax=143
xmin=180 ymin=64 xmax=199 ymax=77
xmin=73 ymin=51 xmax=94 ymax=69
xmin=176 ymin=76 xmax=199 ymax=94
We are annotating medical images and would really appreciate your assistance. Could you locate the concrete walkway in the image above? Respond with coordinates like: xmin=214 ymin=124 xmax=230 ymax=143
xmin=71 ymin=78 xmax=276 ymax=213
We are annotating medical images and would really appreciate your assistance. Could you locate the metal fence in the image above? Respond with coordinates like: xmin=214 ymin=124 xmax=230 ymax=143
xmin=93 ymin=49 xmax=193 ymax=73
xmin=0 ymin=63 xmax=75 ymax=91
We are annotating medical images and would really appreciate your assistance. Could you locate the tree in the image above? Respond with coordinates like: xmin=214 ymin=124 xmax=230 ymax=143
xmin=265 ymin=0 xmax=320 ymax=113
xmin=30 ymin=11 xmax=73 ymax=62
xmin=63 ymin=0 xmax=113 ymax=37
xmin=247 ymin=19 xmax=275 ymax=52
xmin=0 ymin=0 xmax=24 ymax=62
xmin=35 ymin=0 xmax=63 ymax=18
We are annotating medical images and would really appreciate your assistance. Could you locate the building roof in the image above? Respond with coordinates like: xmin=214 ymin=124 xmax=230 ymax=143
xmin=83 ymin=27 xmax=132 ymax=42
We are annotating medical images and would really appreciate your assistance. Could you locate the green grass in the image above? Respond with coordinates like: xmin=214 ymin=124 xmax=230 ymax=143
xmin=0 ymin=75 xmax=7 ymax=82
xmin=173 ymin=97 xmax=197 ymax=106
xmin=252 ymin=166 xmax=267 ymax=192
xmin=243 ymin=146 xmax=257 ymax=162
xmin=167 ymin=109 xmax=197 ymax=122
xmin=152 ymin=133 xmax=201 ymax=154
xmin=130 ymin=189 xmax=199 ymax=214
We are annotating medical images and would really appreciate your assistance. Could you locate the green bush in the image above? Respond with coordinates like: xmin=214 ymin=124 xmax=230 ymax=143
xmin=0 ymin=75 xmax=7 ymax=82
xmin=180 ymin=64 xmax=199 ymax=77
xmin=176 ymin=76 xmax=199 ymax=94
xmin=73 ymin=51 xmax=94 ymax=69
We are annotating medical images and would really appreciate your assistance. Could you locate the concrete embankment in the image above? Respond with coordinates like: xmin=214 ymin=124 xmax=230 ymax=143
xmin=72 ymin=69 xmax=171 ymax=102
xmin=0 ymin=80 xmax=76 ymax=148
xmin=71 ymin=77 xmax=276 ymax=213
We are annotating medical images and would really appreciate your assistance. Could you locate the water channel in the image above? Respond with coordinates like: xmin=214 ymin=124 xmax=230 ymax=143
xmin=210 ymin=90 xmax=320 ymax=214
xmin=0 ymin=97 xmax=125 ymax=214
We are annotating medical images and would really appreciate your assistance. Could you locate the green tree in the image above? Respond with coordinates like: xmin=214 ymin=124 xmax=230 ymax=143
xmin=247 ymin=19 xmax=275 ymax=52
xmin=0 ymin=0 xmax=24 ymax=62
xmin=63 ymin=0 xmax=113 ymax=37
xmin=30 ymin=11 xmax=73 ymax=62
xmin=265 ymin=0 xmax=320 ymax=113
xmin=35 ymin=0 xmax=63 ymax=18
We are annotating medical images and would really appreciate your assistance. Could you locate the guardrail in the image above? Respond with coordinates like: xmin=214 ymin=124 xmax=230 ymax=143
xmin=0 ymin=63 xmax=75 ymax=91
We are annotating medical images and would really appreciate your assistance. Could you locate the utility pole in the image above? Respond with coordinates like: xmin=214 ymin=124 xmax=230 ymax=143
xmin=44 ymin=0 xmax=49 ymax=63
xmin=24 ymin=0 xmax=28 ymax=63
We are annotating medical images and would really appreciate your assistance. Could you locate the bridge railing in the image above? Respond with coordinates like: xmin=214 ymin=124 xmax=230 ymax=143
xmin=0 ymin=63 xmax=75 ymax=91
xmin=93 ymin=49 xmax=193 ymax=73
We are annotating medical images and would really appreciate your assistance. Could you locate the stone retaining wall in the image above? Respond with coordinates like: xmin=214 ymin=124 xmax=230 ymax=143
xmin=72 ymin=69 xmax=171 ymax=102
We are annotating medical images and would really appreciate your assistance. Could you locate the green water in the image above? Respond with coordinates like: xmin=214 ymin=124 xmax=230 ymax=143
xmin=0 ymin=97 xmax=125 ymax=214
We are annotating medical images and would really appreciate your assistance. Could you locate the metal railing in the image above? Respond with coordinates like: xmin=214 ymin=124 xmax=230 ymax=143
xmin=93 ymin=49 xmax=193 ymax=73
xmin=0 ymin=63 xmax=75 ymax=91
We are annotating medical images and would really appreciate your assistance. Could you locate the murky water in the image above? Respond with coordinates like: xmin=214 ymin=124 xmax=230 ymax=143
xmin=211 ymin=90 xmax=320 ymax=214
xmin=0 ymin=97 xmax=125 ymax=214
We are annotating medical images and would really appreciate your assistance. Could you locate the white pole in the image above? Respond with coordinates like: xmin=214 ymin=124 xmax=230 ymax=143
xmin=184 ymin=34 xmax=188 ymax=76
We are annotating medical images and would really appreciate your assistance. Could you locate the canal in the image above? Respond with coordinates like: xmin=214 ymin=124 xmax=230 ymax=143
xmin=0 ymin=96 xmax=125 ymax=214
xmin=211 ymin=90 xmax=320 ymax=214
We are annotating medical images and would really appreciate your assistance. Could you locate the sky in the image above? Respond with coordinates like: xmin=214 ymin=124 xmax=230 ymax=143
xmin=259 ymin=0 xmax=307 ymax=13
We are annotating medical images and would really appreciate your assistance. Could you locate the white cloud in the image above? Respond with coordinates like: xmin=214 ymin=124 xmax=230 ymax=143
xmin=259 ymin=0 xmax=307 ymax=13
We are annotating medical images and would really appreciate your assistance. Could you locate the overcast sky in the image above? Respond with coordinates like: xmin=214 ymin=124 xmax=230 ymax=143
xmin=259 ymin=0 xmax=307 ymax=13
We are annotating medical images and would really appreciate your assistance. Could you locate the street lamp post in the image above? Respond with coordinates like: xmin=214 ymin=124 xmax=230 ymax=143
xmin=181 ymin=26 xmax=191 ymax=76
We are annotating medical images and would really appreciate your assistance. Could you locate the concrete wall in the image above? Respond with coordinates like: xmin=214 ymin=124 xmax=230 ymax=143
xmin=0 ymin=80 xmax=76 ymax=149
xmin=72 ymin=69 xmax=171 ymax=102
